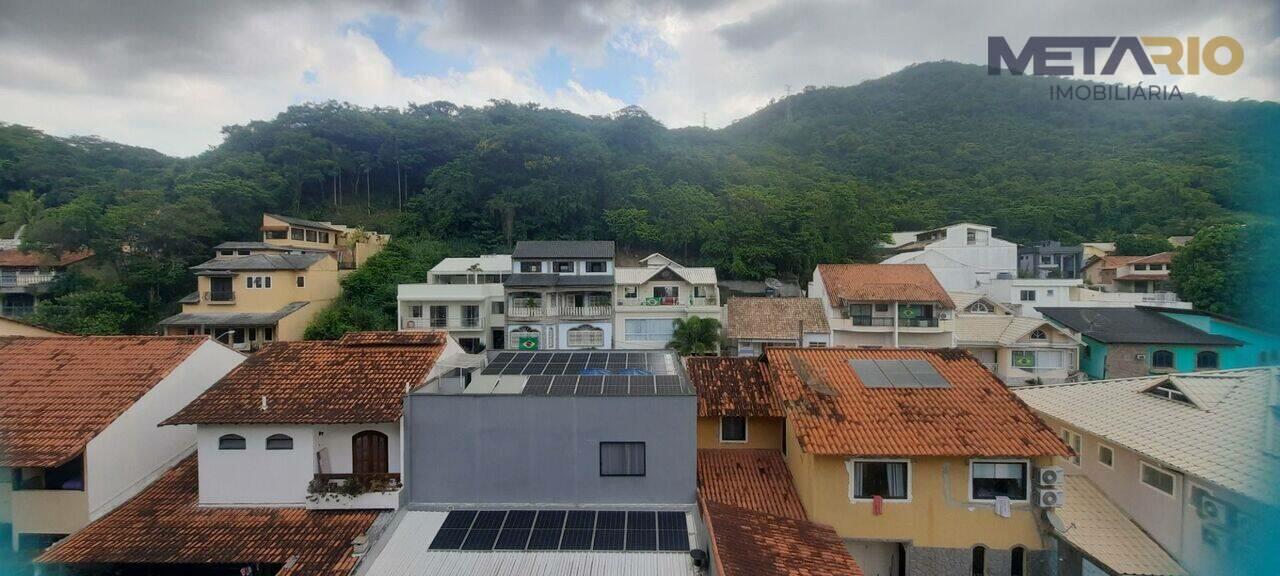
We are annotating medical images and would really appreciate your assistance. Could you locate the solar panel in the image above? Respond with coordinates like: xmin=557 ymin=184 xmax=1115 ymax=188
xmin=560 ymin=529 xmax=594 ymax=550
xmin=480 ymin=364 xmax=505 ymax=375
xmin=625 ymin=529 xmax=657 ymax=551
xmin=876 ymin=360 xmax=920 ymax=388
xmin=493 ymin=352 xmax=515 ymax=363
xmin=628 ymin=377 xmax=655 ymax=396
xmin=472 ymin=511 xmax=508 ymax=530
xmin=552 ymin=353 xmax=573 ymax=362
xmin=526 ymin=529 xmax=561 ymax=550
xmin=432 ymin=509 xmax=690 ymax=554
xmin=849 ymin=359 xmax=892 ymax=388
xmin=494 ymin=528 xmax=531 ymax=550
xmin=521 ymin=363 xmax=547 ymax=375
xmin=500 ymin=363 xmax=527 ymax=375
xmin=504 ymin=510 xmax=536 ymax=529
xmin=595 ymin=511 xmax=625 ymax=529
xmin=570 ymin=352 xmax=590 ymax=362
xmin=534 ymin=510 xmax=566 ymax=529
xmin=522 ymin=381 xmax=550 ymax=395
xmin=658 ymin=530 xmax=689 ymax=551
xmin=592 ymin=529 xmax=625 ymax=551
xmin=657 ymin=511 xmax=686 ymax=531
xmin=461 ymin=529 xmax=499 ymax=550
xmin=428 ymin=528 xmax=468 ymax=550
xmin=513 ymin=352 xmax=535 ymax=362
xmin=440 ymin=510 xmax=477 ymax=530
xmin=565 ymin=510 xmax=596 ymax=529
xmin=567 ymin=363 xmax=587 ymax=374
xmin=903 ymin=360 xmax=949 ymax=388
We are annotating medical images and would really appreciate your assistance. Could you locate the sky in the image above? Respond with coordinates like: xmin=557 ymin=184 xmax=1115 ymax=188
xmin=0 ymin=0 xmax=1276 ymax=157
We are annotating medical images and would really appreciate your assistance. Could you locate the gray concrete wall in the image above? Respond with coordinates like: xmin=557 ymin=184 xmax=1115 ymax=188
xmin=909 ymin=546 xmax=1049 ymax=576
xmin=404 ymin=394 xmax=696 ymax=505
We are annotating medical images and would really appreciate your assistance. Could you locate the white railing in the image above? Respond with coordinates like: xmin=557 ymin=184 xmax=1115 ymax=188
xmin=0 ymin=272 xmax=57 ymax=287
xmin=560 ymin=305 xmax=612 ymax=319
xmin=620 ymin=297 xmax=717 ymax=307
xmin=508 ymin=305 xmax=547 ymax=319
xmin=403 ymin=317 xmax=484 ymax=330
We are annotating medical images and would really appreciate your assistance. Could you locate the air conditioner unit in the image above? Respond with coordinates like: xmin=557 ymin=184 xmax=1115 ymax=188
xmin=1135 ymin=353 xmax=1146 ymax=360
xmin=1036 ymin=488 xmax=1065 ymax=508
xmin=1037 ymin=466 xmax=1064 ymax=487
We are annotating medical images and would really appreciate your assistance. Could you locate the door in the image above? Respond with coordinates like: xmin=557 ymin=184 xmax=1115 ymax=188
xmin=352 ymin=430 xmax=389 ymax=474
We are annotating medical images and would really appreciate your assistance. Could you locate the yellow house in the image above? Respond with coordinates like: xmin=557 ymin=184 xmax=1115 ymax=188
xmin=686 ymin=357 xmax=786 ymax=451
xmin=0 ymin=316 xmax=64 ymax=336
xmin=765 ymin=347 xmax=1072 ymax=576
xmin=259 ymin=213 xmax=388 ymax=271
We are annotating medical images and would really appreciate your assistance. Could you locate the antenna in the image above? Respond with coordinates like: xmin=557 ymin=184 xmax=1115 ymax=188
xmin=784 ymin=84 xmax=793 ymax=123
xmin=702 ymin=112 xmax=707 ymax=129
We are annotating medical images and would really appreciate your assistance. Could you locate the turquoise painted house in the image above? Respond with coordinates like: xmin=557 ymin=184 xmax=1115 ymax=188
xmin=1039 ymin=307 xmax=1278 ymax=380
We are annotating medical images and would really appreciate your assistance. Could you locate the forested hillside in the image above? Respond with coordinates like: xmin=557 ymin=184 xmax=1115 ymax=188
xmin=1 ymin=61 xmax=1276 ymax=334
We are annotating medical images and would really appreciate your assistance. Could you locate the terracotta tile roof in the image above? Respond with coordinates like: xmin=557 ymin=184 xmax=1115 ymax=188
xmin=1115 ymin=273 xmax=1170 ymax=282
xmin=697 ymin=449 xmax=806 ymax=519
xmin=1131 ymin=251 xmax=1174 ymax=265
xmin=817 ymin=263 xmax=954 ymax=308
xmin=0 ymin=336 xmax=211 ymax=467
xmin=726 ymin=297 xmax=829 ymax=341
xmin=1088 ymin=255 xmax=1143 ymax=270
xmin=765 ymin=347 xmax=1071 ymax=458
xmin=36 ymin=455 xmax=377 ymax=576
xmin=0 ymin=248 xmax=92 ymax=267
xmin=164 ymin=331 xmax=448 ymax=425
xmin=687 ymin=357 xmax=784 ymax=418
xmin=702 ymin=500 xmax=863 ymax=576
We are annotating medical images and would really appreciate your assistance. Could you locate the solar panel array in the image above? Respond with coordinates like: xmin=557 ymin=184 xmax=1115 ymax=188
xmin=480 ymin=351 xmax=676 ymax=377
xmin=428 ymin=510 xmax=690 ymax=552
xmin=849 ymin=359 xmax=950 ymax=389
xmin=521 ymin=374 xmax=687 ymax=396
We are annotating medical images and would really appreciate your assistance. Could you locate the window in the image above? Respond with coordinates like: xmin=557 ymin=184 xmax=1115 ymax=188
xmin=296 ymin=276 xmax=305 ymax=288
xmin=808 ymin=341 xmax=827 ymax=347
xmin=290 ymin=228 xmax=304 ymax=241
xmin=318 ymin=232 xmax=330 ymax=244
xmin=430 ymin=306 xmax=448 ymax=327
xmin=1029 ymin=329 xmax=1047 ymax=340
xmin=238 ymin=250 xmax=251 ymax=256
xmin=1147 ymin=381 xmax=1194 ymax=405
xmin=1098 ymin=444 xmax=1114 ymax=469
xmin=520 ymin=261 xmax=542 ymax=273
xmin=1019 ymin=290 xmax=1036 ymax=302
xmin=970 ymin=460 xmax=1029 ymax=501
xmin=849 ymin=460 xmax=909 ymax=500
xmin=971 ymin=546 xmax=986 ymax=576
xmin=1012 ymin=350 xmax=1036 ymax=369
xmin=1151 ymin=350 xmax=1174 ymax=369
xmin=586 ymin=261 xmax=607 ymax=273
xmin=305 ymin=229 xmax=318 ymax=242
xmin=1134 ymin=263 xmax=1147 ymax=271
xmin=265 ymin=230 xmax=287 ymax=240
xmin=969 ymin=302 xmax=991 ymax=314
xmin=245 ymin=276 xmax=271 ymax=289
xmin=491 ymin=301 xmax=505 ymax=315
xmin=624 ymin=286 xmax=638 ymax=299
xmin=265 ymin=434 xmax=293 ymax=450
xmin=874 ymin=303 xmax=890 ymax=313
xmin=720 ymin=416 xmax=747 ymax=442
xmin=967 ymin=229 xmax=978 ymax=245
xmin=693 ymin=285 xmax=707 ymax=298
xmin=1061 ymin=429 xmax=1082 ymax=465
xmin=653 ymin=286 xmax=680 ymax=299
xmin=218 ymin=434 xmax=246 ymax=450
xmin=554 ymin=261 xmax=575 ymax=273
xmin=264 ymin=327 xmax=274 ymax=341
xmin=1196 ymin=350 xmax=1219 ymax=370
xmin=600 ymin=442 xmax=645 ymax=476
xmin=1140 ymin=462 xmax=1175 ymax=496
xmin=1011 ymin=547 xmax=1026 ymax=576
xmin=624 ymin=318 xmax=676 ymax=342
xmin=220 ymin=250 xmax=235 ymax=256
xmin=567 ymin=325 xmax=605 ymax=348
xmin=410 ymin=305 xmax=423 ymax=318
xmin=1046 ymin=289 xmax=1055 ymax=296
xmin=1040 ymin=255 xmax=1053 ymax=264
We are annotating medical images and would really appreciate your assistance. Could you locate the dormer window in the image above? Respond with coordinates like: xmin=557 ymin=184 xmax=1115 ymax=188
xmin=218 ymin=434 xmax=246 ymax=450
xmin=1029 ymin=329 xmax=1047 ymax=341
xmin=1146 ymin=380 xmax=1194 ymax=406
xmin=969 ymin=302 xmax=991 ymax=314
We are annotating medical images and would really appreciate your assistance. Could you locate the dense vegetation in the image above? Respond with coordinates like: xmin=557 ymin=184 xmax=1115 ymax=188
xmin=1 ymin=61 xmax=1276 ymax=334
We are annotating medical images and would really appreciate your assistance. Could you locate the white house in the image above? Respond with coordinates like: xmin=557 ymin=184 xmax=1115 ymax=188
xmin=953 ymin=297 xmax=1083 ymax=385
xmin=882 ymin=222 xmax=1017 ymax=292
xmin=398 ymin=254 xmax=511 ymax=353
xmin=612 ymin=253 xmax=721 ymax=349
xmin=161 ymin=331 xmax=459 ymax=509
xmin=0 ymin=336 xmax=243 ymax=552
xmin=504 ymin=240 xmax=616 ymax=350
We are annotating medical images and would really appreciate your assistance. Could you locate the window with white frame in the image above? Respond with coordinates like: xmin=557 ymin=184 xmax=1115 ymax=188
xmin=624 ymin=318 xmax=676 ymax=342
xmin=245 ymin=275 xmax=272 ymax=289
xmin=491 ymin=301 xmax=505 ymax=315
xmin=848 ymin=459 xmax=909 ymax=501
xmin=1140 ymin=462 xmax=1175 ymax=496
xmin=554 ymin=261 xmax=575 ymax=273
xmin=1061 ymin=429 xmax=1082 ymax=465
xmin=1019 ymin=290 xmax=1036 ymax=302
xmin=624 ymin=286 xmax=638 ymax=299
xmin=968 ymin=302 xmax=991 ymax=314
xmin=410 ymin=305 xmax=423 ymax=318
xmin=720 ymin=416 xmax=747 ymax=442
xmin=970 ymin=460 xmax=1029 ymax=501
xmin=1098 ymin=444 xmax=1114 ymax=468
xmin=1030 ymin=329 xmax=1047 ymax=340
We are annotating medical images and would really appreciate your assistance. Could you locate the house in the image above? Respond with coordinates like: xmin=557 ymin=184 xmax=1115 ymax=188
xmin=0 ymin=336 xmax=243 ymax=555
xmin=36 ymin=331 xmax=456 ymax=575
xmin=357 ymin=347 xmax=703 ymax=574
xmin=955 ymin=308 xmax=1083 ymax=385
xmin=882 ymin=223 xmax=1018 ymax=291
xmin=1016 ymin=368 xmax=1279 ymax=576
xmin=1018 ymin=241 xmax=1084 ymax=279
xmin=717 ymin=278 xmax=804 ymax=300
xmin=687 ymin=357 xmax=786 ymax=450
xmin=398 ymin=254 xmax=512 ymax=353
xmin=983 ymin=276 xmax=1082 ymax=317
xmin=1038 ymin=307 xmax=1251 ymax=380
xmin=504 ymin=240 xmax=616 ymax=350
xmin=260 ymin=213 xmax=389 ymax=271
xmin=1080 ymin=242 xmax=1116 ymax=261
xmin=810 ymin=264 xmax=955 ymax=348
xmin=1083 ymin=252 xmax=1176 ymax=295
xmin=725 ymin=297 xmax=830 ymax=356
xmin=0 ymin=315 xmax=63 ymax=337
xmin=0 ymin=246 xmax=91 ymax=319
xmin=613 ymin=253 xmax=720 ymax=349
xmin=698 ymin=450 xmax=864 ymax=576
xmin=767 ymin=347 xmax=1072 ymax=575
xmin=160 ymin=331 xmax=456 ymax=508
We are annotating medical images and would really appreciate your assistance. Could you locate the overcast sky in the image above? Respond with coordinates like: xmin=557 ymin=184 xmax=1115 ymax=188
xmin=1 ymin=0 xmax=1276 ymax=156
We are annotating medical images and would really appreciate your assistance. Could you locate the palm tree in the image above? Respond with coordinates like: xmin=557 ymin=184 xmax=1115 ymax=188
xmin=667 ymin=316 xmax=723 ymax=356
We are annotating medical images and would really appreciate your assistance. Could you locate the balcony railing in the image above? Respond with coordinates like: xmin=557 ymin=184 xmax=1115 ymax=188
xmin=898 ymin=317 xmax=939 ymax=328
xmin=846 ymin=315 xmax=939 ymax=328
xmin=404 ymin=316 xmax=485 ymax=330
xmin=0 ymin=273 xmax=56 ymax=288
xmin=560 ymin=305 xmax=612 ymax=319
xmin=508 ymin=304 xmax=547 ymax=319
xmin=621 ymin=297 xmax=717 ymax=307
xmin=204 ymin=290 xmax=236 ymax=303
xmin=307 ymin=473 xmax=401 ymax=511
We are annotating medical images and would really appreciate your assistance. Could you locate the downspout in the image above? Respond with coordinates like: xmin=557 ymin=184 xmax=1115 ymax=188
xmin=893 ymin=301 xmax=900 ymax=348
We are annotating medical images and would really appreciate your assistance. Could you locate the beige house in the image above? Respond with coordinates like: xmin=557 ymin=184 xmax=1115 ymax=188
xmin=0 ymin=316 xmax=64 ymax=337
xmin=955 ymin=313 xmax=1082 ymax=386
xmin=612 ymin=253 xmax=720 ymax=350
xmin=725 ymin=297 xmax=830 ymax=356
xmin=158 ymin=215 xmax=387 ymax=351
xmin=809 ymin=263 xmax=956 ymax=348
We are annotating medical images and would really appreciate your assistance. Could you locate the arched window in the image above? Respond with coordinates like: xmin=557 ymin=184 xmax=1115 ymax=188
xmin=969 ymin=302 xmax=990 ymax=314
xmin=1011 ymin=546 xmax=1026 ymax=576
xmin=352 ymin=430 xmax=390 ymax=474
xmin=1029 ymin=329 xmax=1047 ymax=340
xmin=970 ymin=546 xmax=986 ymax=576
xmin=265 ymin=434 xmax=293 ymax=450
xmin=1151 ymin=350 xmax=1175 ymax=369
xmin=567 ymin=325 xmax=605 ymax=348
xmin=1196 ymin=350 xmax=1219 ymax=370
xmin=218 ymin=434 xmax=246 ymax=450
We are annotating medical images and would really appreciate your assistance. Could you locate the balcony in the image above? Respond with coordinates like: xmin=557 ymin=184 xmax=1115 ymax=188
xmin=0 ymin=272 xmax=56 ymax=288
xmin=203 ymin=290 xmax=236 ymax=303
xmin=844 ymin=316 xmax=940 ymax=328
xmin=403 ymin=316 xmax=485 ymax=331
xmin=508 ymin=304 xmax=547 ymax=319
xmin=560 ymin=305 xmax=612 ymax=319
xmin=306 ymin=473 xmax=401 ymax=510
xmin=619 ymin=296 xmax=717 ymax=308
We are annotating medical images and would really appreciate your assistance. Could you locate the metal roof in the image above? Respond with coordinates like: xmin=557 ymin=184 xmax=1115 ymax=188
xmin=157 ymin=302 xmax=309 ymax=327
xmin=264 ymin=213 xmax=342 ymax=232
xmin=511 ymin=240 xmax=615 ymax=259
xmin=191 ymin=252 xmax=327 ymax=272
xmin=1039 ymin=307 xmax=1243 ymax=346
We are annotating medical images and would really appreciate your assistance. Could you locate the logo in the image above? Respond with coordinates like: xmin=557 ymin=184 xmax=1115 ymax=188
xmin=988 ymin=36 xmax=1243 ymax=76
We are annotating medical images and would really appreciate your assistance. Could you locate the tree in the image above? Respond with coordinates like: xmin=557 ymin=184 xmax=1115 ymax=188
xmin=0 ymin=190 xmax=43 ymax=236
xmin=28 ymin=289 xmax=141 ymax=334
xmin=1114 ymin=234 xmax=1174 ymax=256
xmin=1171 ymin=224 xmax=1274 ymax=318
xmin=667 ymin=316 xmax=723 ymax=356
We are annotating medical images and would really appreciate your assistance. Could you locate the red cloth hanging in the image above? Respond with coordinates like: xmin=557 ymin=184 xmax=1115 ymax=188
xmin=872 ymin=495 xmax=884 ymax=516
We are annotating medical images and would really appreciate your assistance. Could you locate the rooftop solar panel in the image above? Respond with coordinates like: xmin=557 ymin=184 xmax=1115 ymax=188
xmin=503 ymin=510 xmax=536 ymax=529
xmin=850 ymin=359 xmax=892 ymax=388
xmin=658 ymin=530 xmax=689 ymax=551
xmin=440 ymin=510 xmax=477 ymax=530
xmin=431 ymin=509 xmax=690 ymax=554
xmin=461 ymin=529 xmax=498 ymax=550
xmin=500 ymin=363 xmax=527 ymax=375
xmin=877 ymin=360 xmax=920 ymax=388
xmin=534 ymin=510 xmax=566 ymax=530
xmin=521 ymin=363 xmax=547 ymax=375
xmin=565 ymin=510 xmax=596 ymax=530
xmin=657 ymin=512 xmax=686 ymax=531
xmin=526 ymin=529 xmax=561 ymax=550
xmin=480 ymin=364 xmax=505 ymax=375
xmin=560 ymin=529 xmax=594 ymax=550
xmin=592 ymin=529 xmax=625 ymax=551
xmin=472 ymin=511 xmax=508 ymax=530
xmin=492 ymin=352 xmax=515 ymax=363
xmin=625 ymin=529 xmax=657 ymax=551
xmin=903 ymin=359 xmax=950 ymax=388
xmin=595 ymin=511 xmax=625 ymax=530
xmin=494 ymin=528 xmax=531 ymax=550
xmin=428 ymin=528 xmax=468 ymax=550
